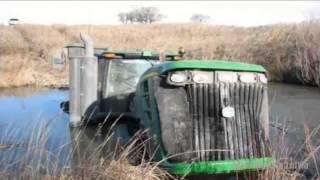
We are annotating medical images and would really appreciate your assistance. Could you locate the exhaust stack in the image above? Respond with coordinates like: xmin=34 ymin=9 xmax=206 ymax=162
xmin=66 ymin=34 xmax=99 ymax=127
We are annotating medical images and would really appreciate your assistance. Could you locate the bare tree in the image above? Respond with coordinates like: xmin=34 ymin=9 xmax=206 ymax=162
xmin=118 ymin=13 xmax=128 ymax=24
xmin=190 ymin=14 xmax=211 ymax=23
xmin=118 ymin=6 xmax=163 ymax=24
xmin=136 ymin=7 xmax=163 ymax=24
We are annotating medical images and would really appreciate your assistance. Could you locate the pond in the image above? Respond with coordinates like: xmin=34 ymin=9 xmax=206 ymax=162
xmin=268 ymin=83 xmax=320 ymax=174
xmin=0 ymin=87 xmax=133 ymax=171
xmin=0 ymin=83 xmax=319 ymax=173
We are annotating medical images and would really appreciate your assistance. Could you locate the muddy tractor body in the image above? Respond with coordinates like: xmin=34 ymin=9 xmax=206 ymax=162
xmin=64 ymin=35 xmax=274 ymax=176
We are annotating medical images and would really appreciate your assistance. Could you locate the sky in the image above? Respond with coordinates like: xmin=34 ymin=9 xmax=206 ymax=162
xmin=1 ymin=1 xmax=320 ymax=27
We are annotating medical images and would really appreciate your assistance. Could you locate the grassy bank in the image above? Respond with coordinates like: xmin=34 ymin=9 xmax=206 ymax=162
xmin=0 ymin=22 xmax=320 ymax=88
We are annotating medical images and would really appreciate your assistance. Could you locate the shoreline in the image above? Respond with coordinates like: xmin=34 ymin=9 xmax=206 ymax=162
xmin=1 ymin=79 xmax=318 ymax=90
xmin=0 ymin=83 xmax=69 ymax=90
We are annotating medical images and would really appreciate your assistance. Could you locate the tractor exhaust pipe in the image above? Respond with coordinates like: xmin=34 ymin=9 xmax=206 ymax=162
xmin=80 ymin=33 xmax=94 ymax=57
xmin=66 ymin=34 xmax=99 ymax=127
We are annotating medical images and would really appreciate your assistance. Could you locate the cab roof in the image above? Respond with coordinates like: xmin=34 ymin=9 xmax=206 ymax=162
xmin=94 ymin=48 xmax=182 ymax=61
xmin=94 ymin=48 xmax=266 ymax=73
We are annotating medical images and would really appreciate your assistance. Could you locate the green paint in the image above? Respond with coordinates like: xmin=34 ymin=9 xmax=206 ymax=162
xmin=142 ymin=51 xmax=153 ymax=57
xmin=157 ymin=60 xmax=266 ymax=73
xmin=139 ymin=60 xmax=266 ymax=83
xmin=169 ymin=157 xmax=276 ymax=176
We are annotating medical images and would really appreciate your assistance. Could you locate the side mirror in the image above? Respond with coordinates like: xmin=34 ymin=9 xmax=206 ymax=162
xmin=52 ymin=51 xmax=66 ymax=69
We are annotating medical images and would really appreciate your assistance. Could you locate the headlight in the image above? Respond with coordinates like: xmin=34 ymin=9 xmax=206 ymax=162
xmin=258 ymin=74 xmax=268 ymax=84
xmin=192 ymin=71 xmax=214 ymax=84
xmin=170 ymin=71 xmax=188 ymax=83
xmin=239 ymin=73 xmax=256 ymax=83
xmin=216 ymin=71 xmax=238 ymax=83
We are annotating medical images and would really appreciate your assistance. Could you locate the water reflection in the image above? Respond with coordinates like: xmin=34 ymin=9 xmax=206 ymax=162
xmin=0 ymin=88 xmax=71 ymax=170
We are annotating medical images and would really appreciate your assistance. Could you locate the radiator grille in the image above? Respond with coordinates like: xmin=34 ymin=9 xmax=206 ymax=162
xmin=186 ymin=82 xmax=268 ymax=161
xmin=152 ymin=73 xmax=270 ymax=162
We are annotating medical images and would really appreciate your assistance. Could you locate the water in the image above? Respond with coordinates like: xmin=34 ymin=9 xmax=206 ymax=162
xmin=268 ymin=83 xmax=320 ymax=171
xmin=0 ymin=88 xmax=71 ymax=170
xmin=269 ymin=83 xmax=320 ymax=129
xmin=0 ymin=83 xmax=319 ymax=172
xmin=0 ymin=87 xmax=133 ymax=171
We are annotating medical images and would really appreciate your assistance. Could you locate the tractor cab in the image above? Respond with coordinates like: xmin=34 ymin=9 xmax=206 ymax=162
xmin=63 ymin=34 xmax=185 ymax=125
xmin=96 ymin=51 xmax=182 ymax=118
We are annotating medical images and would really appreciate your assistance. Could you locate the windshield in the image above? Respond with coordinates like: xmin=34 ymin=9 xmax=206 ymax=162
xmin=106 ymin=59 xmax=158 ymax=97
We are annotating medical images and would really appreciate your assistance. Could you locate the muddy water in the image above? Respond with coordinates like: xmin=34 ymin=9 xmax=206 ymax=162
xmin=269 ymin=83 xmax=320 ymax=159
xmin=0 ymin=83 xmax=319 ymax=172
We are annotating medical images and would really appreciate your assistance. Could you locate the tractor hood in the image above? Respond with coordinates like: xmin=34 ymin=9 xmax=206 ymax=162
xmin=134 ymin=59 xmax=272 ymax=175
xmin=139 ymin=60 xmax=266 ymax=82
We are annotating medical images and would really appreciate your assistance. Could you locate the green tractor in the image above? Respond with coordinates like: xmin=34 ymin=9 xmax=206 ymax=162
xmin=63 ymin=34 xmax=275 ymax=177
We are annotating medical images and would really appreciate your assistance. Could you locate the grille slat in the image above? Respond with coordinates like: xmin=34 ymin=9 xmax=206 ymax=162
xmin=203 ymin=84 xmax=211 ymax=161
xmin=250 ymin=85 xmax=256 ymax=158
xmin=240 ymin=84 xmax=248 ymax=158
xmin=253 ymin=83 xmax=261 ymax=157
xmin=257 ymin=86 xmax=266 ymax=157
xmin=228 ymin=83 xmax=236 ymax=160
xmin=245 ymin=84 xmax=254 ymax=158
xmin=214 ymin=83 xmax=222 ymax=160
xmin=198 ymin=85 xmax=205 ymax=161
xmin=235 ymin=83 xmax=244 ymax=159
xmin=192 ymin=85 xmax=200 ymax=160
xmin=208 ymin=84 xmax=215 ymax=160
xmin=220 ymin=83 xmax=228 ymax=159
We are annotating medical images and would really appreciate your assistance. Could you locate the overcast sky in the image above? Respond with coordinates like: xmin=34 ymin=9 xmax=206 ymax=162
xmin=1 ymin=1 xmax=320 ymax=27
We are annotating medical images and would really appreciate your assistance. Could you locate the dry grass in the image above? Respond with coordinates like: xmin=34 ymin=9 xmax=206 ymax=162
xmin=0 ymin=119 xmax=320 ymax=180
xmin=0 ymin=22 xmax=320 ymax=88
xmin=0 ymin=113 xmax=319 ymax=179
xmin=0 ymin=117 xmax=173 ymax=180
xmin=258 ymin=120 xmax=320 ymax=180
